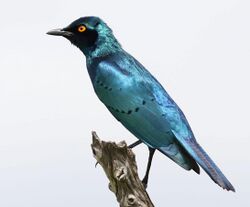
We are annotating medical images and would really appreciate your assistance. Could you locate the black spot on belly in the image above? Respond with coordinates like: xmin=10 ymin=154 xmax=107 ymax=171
xmin=142 ymin=100 xmax=146 ymax=105
xmin=135 ymin=107 xmax=140 ymax=112
xmin=96 ymin=79 xmax=113 ymax=92
xmin=107 ymin=105 xmax=141 ymax=115
xmin=127 ymin=110 xmax=132 ymax=114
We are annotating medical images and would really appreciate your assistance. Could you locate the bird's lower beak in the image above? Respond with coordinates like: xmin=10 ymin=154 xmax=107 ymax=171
xmin=46 ymin=28 xmax=73 ymax=37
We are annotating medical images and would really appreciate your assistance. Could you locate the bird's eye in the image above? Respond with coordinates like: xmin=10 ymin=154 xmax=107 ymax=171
xmin=78 ymin=25 xmax=87 ymax=33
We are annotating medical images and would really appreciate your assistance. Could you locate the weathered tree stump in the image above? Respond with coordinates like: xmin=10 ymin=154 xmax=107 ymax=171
xmin=91 ymin=131 xmax=154 ymax=207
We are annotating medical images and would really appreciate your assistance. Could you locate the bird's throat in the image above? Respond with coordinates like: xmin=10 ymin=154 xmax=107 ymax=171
xmin=82 ymin=35 xmax=122 ymax=59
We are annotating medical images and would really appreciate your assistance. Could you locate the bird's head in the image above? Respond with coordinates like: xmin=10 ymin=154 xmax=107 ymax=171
xmin=47 ymin=16 xmax=121 ymax=58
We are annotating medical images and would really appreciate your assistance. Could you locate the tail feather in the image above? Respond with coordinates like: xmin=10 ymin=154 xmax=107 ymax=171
xmin=158 ymin=143 xmax=200 ymax=174
xmin=187 ymin=139 xmax=235 ymax=192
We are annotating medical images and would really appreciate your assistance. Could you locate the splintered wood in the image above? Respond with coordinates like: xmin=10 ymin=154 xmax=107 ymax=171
xmin=91 ymin=131 xmax=154 ymax=207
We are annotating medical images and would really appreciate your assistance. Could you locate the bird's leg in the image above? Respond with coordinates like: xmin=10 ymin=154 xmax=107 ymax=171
xmin=142 ymin=147 xmax=155 ymax=188
xmin=128 ymin=140 xmax=142 ymax=148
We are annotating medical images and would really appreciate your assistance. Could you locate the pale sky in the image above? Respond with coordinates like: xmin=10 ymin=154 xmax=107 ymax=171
xmin=0 ymin=0 xmax=249 ymax=206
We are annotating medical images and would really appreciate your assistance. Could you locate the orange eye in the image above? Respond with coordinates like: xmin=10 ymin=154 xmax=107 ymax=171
xmin=78 ymin=25 xmax=86 ymax=32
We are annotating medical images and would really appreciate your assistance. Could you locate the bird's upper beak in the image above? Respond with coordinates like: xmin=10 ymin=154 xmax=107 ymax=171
xmin=46 ymin=28 xmax=73 ymax=37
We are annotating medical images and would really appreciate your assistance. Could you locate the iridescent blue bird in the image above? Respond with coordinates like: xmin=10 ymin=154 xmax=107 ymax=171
xmin=47 ymin=16 xmax=235 ymax=191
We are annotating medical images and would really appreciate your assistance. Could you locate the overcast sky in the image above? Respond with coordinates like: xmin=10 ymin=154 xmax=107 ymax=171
xmin=0 ymin=0 xmax=249 ymax=206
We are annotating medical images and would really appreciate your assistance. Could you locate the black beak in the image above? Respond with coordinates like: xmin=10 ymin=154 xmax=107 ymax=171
xmin=46 ymin=28 xmax=73 ymax=37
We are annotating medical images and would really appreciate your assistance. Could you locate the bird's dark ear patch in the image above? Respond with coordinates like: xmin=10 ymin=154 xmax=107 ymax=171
xmin=85 ymin=29 xmax=98 ymax=47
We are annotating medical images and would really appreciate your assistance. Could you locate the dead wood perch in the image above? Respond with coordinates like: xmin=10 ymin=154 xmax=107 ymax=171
xmin=91 ymin=131 xmax=154 ymax=207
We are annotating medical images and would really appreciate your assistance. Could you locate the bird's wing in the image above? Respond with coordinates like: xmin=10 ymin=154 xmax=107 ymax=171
xmin=131 ymin=57 xmax=235 ymax=191
xmin=91 ymin=54 xmax=199 ymax=171
xmin=134 ymin=57 xmax=235 ymax=191
xmin=91 ymin=53 xmax=235 ymax=191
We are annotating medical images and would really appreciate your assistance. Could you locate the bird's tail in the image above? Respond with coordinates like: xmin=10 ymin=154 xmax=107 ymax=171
xmin=187 ymin=139 xmax=235 ymax=192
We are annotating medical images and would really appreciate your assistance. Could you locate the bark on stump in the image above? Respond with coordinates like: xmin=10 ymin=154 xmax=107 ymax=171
xmin=91 ymin=131 xmax=154 ymax=207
